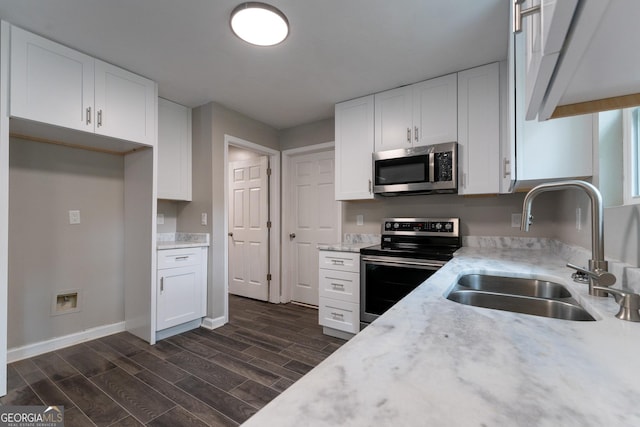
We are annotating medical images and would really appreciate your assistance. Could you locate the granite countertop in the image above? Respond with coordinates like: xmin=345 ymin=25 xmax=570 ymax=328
xmin=157 ymin=232 xmax=210 ymax=249
xmin=243 ymin=246 xmax=640 ymax=426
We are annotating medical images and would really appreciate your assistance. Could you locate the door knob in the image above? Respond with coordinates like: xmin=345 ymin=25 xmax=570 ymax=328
xmin=289 ymin=233 xmax=296 ymax=239
xmin=228 ymin=232 xmax=233 ymax=237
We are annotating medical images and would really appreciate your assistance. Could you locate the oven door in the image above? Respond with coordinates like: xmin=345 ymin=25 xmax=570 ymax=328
xmin=360 ymin=255 xmax=444 ymax=325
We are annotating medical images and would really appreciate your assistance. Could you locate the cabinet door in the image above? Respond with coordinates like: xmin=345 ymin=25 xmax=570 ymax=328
xmin=374 ymin=86 xmax=413 ymax=151
xmin=156 ymin=265 xmax=204 ymax=331
xmin=457 ymin=63 xmax=500 ymax=195
xmin=523 ymin=0 xmax=578 ymax=120
xmin=10 ymin=25 xmax=94 ymax=132
xmin=412 ymin=73 xmax=457 ymax=146
xmin=505 ymin=9 xmax=593 ymax=191
xmin=94 ymin=60 xmax=156 ymax=146
xmin=335 ymin=96 xmax=375 ymax=200
xmin=157 ymin=98 xmax=192 ymax=201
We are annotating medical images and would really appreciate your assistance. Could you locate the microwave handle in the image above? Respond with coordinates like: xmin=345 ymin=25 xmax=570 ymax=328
xmin=428 ymin=152 xmax=435 ymax=183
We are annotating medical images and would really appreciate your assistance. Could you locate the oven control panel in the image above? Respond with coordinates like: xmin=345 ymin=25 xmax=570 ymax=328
xmin=382 ymin=218 xmax=459 ymax=236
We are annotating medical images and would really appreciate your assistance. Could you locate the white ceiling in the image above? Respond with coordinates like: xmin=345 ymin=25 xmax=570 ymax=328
xmin=0 ymin=0 xmax=509 ymax=130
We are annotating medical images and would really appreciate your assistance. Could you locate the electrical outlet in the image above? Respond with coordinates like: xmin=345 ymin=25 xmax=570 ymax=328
xmin=511 ymin=213 xmax=522 ymax=228
xmin=157 ymin=213 xmax=165 ymax=225
xmin=201 ymin=213 xmax=207 ymax=226
xmin=69 ymin=210 xmax=81 ymax=225
xmin=356 ymin=214 xmax=364 ymax=226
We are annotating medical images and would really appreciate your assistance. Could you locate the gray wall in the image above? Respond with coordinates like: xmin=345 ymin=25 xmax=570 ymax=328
xmin=177 ymin=102 xmax=279 ymax=320
xmin=8 ymin=138 xmax=124 ymax=348
xmin=279 ymin=117 xmax=334 ymax=150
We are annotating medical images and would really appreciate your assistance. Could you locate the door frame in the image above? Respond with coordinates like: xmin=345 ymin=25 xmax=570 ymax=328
xmin=281 ymin=141 xmax=342 ymax=304
xmin=223 ymin=135 xmax=281 ymax=306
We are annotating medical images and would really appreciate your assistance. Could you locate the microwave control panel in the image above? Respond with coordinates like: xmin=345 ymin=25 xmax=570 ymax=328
xmin=434 ymin=152 xmax=454 ymax=182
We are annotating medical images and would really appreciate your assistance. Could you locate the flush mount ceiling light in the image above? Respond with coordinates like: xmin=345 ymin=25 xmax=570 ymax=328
xmin=230 ymin=2 xmax=289 ymax=46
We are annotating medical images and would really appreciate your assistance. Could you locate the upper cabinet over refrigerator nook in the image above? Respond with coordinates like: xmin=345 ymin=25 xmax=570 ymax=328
xmin=9 ymin=25 xmax=156 ymax=147
xmin=157 ymin=98 xmax=192 ymax=201
xmin=374 ymin=74 xmax=457 ymax=152
xmin=517 ymin=0 xmax=640 ymax=120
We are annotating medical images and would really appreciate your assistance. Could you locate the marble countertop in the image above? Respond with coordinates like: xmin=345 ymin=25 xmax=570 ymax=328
xmin=157 ymin=232 xmax=210 ymax=249
xmin=317 ymin=242 xmax=376 ymax=253
xmin=243 ymin=246 xmax=640 ymax=426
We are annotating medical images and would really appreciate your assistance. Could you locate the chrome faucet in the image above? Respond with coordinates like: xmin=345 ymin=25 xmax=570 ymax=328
xmin=520 ymin=180 xmax=615 ymax=297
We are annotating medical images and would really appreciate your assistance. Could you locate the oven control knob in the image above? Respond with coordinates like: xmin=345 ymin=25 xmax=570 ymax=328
xmin=385 ymin=222 xmax=391 ymax=229
xmin=445 ymin=223 xmax=452 ymax=231
xmin=393 ymin=223 xmax=399 ymax=229
xmin=435 ymin=222 xmax=442 ymax=230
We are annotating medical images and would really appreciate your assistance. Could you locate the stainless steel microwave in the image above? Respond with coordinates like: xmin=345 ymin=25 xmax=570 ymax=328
xmin=372 ymin=142 xmax=457 ymax=196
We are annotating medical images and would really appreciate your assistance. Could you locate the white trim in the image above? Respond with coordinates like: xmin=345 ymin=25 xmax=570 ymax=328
xmin=7 ymin=321 xmax=126 ymax=363
xmin=223 ymin=135 xmax=281 ymax=310
xmin=281 ymin=141 xmax=342 ymax=304
xmin=623 ymin=108 xmax=640 ymax=206
xmin=200 ymin=315 xmax=226 ymax=330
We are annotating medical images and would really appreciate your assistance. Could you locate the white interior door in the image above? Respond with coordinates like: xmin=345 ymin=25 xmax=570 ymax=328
xmin=289 ymin=150 xmax=341 ymax=306
xmin=228 ymin=156 xmax=269 ymax=301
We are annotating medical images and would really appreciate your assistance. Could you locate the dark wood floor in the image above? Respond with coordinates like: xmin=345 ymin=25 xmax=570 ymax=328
xmin=1 ymin=295 xmax=344 ymax=426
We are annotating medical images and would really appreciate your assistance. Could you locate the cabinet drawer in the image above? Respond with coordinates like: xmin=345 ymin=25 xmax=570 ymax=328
xmin=319 ymin=251 xmax=360 ymax=273
xmin=319 ymin=270 xmax=359 ymax=303
xmin=318 ymin=297 xmax=359 ymax=334
xmin=157 ymin=247 xmax=202 ymax=269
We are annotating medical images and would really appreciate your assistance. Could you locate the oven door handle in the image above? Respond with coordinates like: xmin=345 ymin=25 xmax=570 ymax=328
xmin=361 ymin=257 xmax=444 ymax=269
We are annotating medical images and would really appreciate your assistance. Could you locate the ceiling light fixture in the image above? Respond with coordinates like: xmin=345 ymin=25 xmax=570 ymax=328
xmin=230 ymin=2 xmax=289 ymax=47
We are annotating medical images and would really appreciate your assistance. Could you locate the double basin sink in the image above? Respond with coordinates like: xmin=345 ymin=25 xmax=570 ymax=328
xmin=446 ymin=273 xmax=595 ymax=321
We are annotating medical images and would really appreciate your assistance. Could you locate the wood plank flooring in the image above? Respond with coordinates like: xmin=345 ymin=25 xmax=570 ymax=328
xmin=1 ymin=295 xmax=345 ymax=426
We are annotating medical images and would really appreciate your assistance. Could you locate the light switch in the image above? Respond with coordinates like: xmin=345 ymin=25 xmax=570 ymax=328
xmin=511 ymin=213 xmax=522 ymax=228
xmin=157 ymin=213 xmax=165 ymax=225
xmin=69 ymin=210 xmax=81 ymax=225
xmin=201 ymin=213 xmax=207 ymax=226
xmin=356 ymin=214 xmax=364 ymax=226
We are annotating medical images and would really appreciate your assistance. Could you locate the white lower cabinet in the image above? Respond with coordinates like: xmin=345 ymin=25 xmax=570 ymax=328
xmin=318 ymin=250 xmax=360 ymax=338
xmin=156 ymin=247 xmax=207 ymax=336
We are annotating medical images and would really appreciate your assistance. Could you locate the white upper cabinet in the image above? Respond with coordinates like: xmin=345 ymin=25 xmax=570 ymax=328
xmin=412 ymin=74 xmax=458 ymax=146
xmin=94 ymin=60 xmax=156 ymax=146
xmin=157 ymin=98 xmax=192 ymax=201
xmin=10 ymin=26 xmax=94 ymax=133
xmin=502 ymin=1 xmax=593 ymax=192
xmin=335 ymin=95 xmax=375 ymax=200
xmin=374 ymin=74 xmax=457 ymax=151
xmin=517 ymin=0 xmax=640 ymax=120
xmin=457 ymin=63 xmax=500 ymax=195
xmin=10 ymin=25 xmax=156 ymax=146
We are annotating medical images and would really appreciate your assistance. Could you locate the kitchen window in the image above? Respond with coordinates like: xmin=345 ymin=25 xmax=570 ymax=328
xmin=623 ymin=107 xmax=640 ymax=205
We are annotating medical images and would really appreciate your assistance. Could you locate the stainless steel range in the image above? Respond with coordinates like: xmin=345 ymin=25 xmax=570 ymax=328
xmin=360 ymin=217 xmax=461 ymax=327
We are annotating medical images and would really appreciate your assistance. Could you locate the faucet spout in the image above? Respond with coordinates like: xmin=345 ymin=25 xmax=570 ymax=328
xmin=520 ymin=180 xmax=611 ymax=296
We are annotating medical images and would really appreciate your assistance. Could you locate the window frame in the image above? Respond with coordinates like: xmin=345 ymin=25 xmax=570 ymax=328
xmin=623 ymin=107 xmax=640 ymax=205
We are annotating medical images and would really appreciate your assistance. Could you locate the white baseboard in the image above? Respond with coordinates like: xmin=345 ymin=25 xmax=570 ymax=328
xmin=200 ymin=316 xmax=226 ymax=330
xmin=7 ymin=322 xmax=126 ymax=363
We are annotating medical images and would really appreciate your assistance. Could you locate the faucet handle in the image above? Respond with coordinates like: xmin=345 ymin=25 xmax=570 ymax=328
xmin=593 ymin=286 xmax=640 ymax=322
xmin=566 ymin=263 xmax=616 ymax=287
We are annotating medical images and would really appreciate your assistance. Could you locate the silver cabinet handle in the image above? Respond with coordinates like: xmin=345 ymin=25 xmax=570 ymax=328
xmin=160 ymin=277 xmax=164 ymax=292
xmin=331 ymin=282 xmax=345 ymax=289
xmin=175 ymin=256 xmax=189 ymax=261
xmin=503 ymin=158 xmax=511 ymax=178
xmin=331 ymin=312 xmax=344 ymax=319
xmin=368 ymin=179 xmax=372 ymax=193
xmin=414 ymin=126 xmax=419 ymax=142
xmin=513 ymin=0 xmax=541 ymax=33
xmin=97 ymin=110 xmax=103 ymax=127
xmin=86 ymin=107 xmax=91 ymax=125
xmin=331 ymin=259 xmax=345 ymax=265
xmin=406 ymin=127 xmax=411 ymax=142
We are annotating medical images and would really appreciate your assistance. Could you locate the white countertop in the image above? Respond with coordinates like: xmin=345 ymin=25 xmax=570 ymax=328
xmin=243 ymin=246 xmax=640 ymax=426
xmin=156 ymin=232 xmax=210 ymax=250
xmin=317 ymin=242 xmax=376 ymax=253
